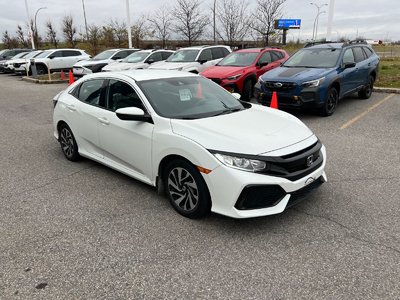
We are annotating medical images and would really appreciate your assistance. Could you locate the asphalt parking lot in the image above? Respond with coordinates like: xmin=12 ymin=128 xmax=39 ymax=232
xmin=0 ymin=74 xmax=399 ymax=299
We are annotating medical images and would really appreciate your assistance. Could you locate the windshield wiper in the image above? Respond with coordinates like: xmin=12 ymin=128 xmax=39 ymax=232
xmin=211 ymin=107 xmax=242 ymax=117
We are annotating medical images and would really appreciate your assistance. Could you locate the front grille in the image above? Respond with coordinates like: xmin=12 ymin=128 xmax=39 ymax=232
xmin=264 ymin=81 xmax=297 ymax=90
xmin=210 ymin=78 xmax=222 ymax=84
xmin=260 ymin=141 xmax=323 ymax=181
xmin=235 ymin=185 xmax=286 ymax=210
xmin=13 ymin=63 xmax=22 ymax=68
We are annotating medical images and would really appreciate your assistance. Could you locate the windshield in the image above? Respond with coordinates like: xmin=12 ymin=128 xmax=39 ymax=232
xmin=218 ymin=52 xmax=259 ymax=67
xmin=166 ymin=50 xmax=199 ymax=62
xmin=93 ymin=50 xmax=117 ymax=60
xmin=123 ymin=52 xmax=149 ymax=63
xmin=283 ymin=48 xmax=341 ymax=68
xmin=137 ymin=77 xmax=245 ymax=119
xmin=24 ymin=51 xmax=42 ymax=59
xmin=35 ymin=50 xmax=52 ymax=58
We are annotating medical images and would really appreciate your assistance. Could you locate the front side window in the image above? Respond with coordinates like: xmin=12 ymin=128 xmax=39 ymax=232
xmin=343 ymin=48 xmax=355 ymax=64
xmin=258 ymin=52 xmax=272 ymax=65
xmin=137 ymin=77 xmax=245 ymax=119
xmin=211 ymin=47 xmax=224 ymax=59
xmin=284 ymin=48 xmax=341 ymax=68
xmin=161 ymin=51 xmax=173 ymax=60
xmin=107 ymin=80 xmax=144 ymax=112
xmin=146 ymin=52 xmax=162 ymax=62
xmin=49 ymin=51 xmax=62 ymax=58
xmin=78 ymin=79 xmax=104 ymax=107
xmin=198 ymin=49 xmax=212 ymax=61
xmin=123 ymin=52 xmax=149 ymax=63
xmin=93 ymin=50 xmax=117 ymax=60
xmin=166 ymin=50 xmax=199 ymax=62
xmin=35 ymin=50 xmax=52 ymax=58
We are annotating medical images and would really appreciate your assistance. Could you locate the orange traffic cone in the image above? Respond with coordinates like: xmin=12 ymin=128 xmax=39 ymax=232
xmin=270 ymin=91 xmax=278 ymax=109
xmin=60 ymin=70 xmax=65 ymax=80
xmin=68 ymin=70 xmax=75 ymax=85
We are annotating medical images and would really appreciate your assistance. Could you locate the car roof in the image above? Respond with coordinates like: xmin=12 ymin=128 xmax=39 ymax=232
xmin=86 ymin=69 xmax=198 ymax=82
xmin=179 ymin=45 xmax=230 ymax=51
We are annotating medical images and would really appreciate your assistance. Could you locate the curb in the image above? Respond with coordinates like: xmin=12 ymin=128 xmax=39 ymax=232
xmin=22 ymin=77 xmax=69 ymax=84
xmin=373 ymin=87 xmax=400 ymax=94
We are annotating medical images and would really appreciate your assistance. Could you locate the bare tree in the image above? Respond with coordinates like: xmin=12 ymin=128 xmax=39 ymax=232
xmin=16 ymin=25 xmax=29 ymax=48
xmin=101 ymin=25 xmax=116 ymax=47
xmin=87 ymin=25 xmax=102 ymax=54
xmin=131 ymin=15 xmax=153 ymax=49
xmin=216 ymin=0 xmax=250 ymax=46
xmin=2 ymin=31 xmax=19 ymax=48
xmin=148 ymin=5 xmax=173 ymax=49
xmin=173 ymin=0 xmax=209 ymax=46
xmin=249 ymin=0 xmax=286 ymax=46
xmin=46 ymin=20 xmax=58 ymax=48
xmin=62 ymin=15 xmax=77 ymax=48
xmin=109 ymin=19 xmax=127 ymax=47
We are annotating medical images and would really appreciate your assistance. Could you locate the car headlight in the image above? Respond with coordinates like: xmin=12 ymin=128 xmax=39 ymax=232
xmin=214 ymin=153 xmax=267 ymax=172
xmin=226 ymin=74 xmax=242 ymax=80
xmin=302 ymin=77 xmax=325 ymax=88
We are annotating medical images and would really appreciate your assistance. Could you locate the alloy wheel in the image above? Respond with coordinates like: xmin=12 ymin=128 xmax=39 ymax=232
xmin=60 ymin=127 xmax=75 ymax=158
xmin=167 ymin=167 xmax=199 ymax=212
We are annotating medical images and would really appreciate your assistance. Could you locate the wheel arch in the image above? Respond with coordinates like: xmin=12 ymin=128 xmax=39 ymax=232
xmin=34 ymin=62 xmax=49 ymax=73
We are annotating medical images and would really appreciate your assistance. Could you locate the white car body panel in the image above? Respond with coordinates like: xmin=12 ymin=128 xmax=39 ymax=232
xmin=102 ymin=62 xmax=149 ymax=71
xmin=149 ymin=60 xmax=219 ymax=73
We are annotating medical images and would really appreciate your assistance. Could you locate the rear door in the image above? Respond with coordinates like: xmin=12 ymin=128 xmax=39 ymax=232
xmin=353 ymin=46 xmax=369 ymax=86
xmin=62 ymin=50 xmax=84 ymax=69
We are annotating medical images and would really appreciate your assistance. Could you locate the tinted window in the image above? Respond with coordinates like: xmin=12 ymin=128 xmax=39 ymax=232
xmin=198 ymin=49 xmax=212 ymax=61
xmin=113 ymin=50 xmax=129 ymax=60
xmin=146 ymin=52 xmax=162 ymax=62
xmin=343 ymin=48 xmax=355 ymax=64
xmin=353 ymin=47 xmax=366 ymax=63
xmin=211 ymin=47 xmax=224 ymax=60
xmin=78 ymin=79 xmax=104 ymax=107
xmin=123 ymin=52 xmax=149 ymax=63
xmin=49 ymin=51 xmax=62 ymax=58
xmin=284 ymin=48 xmax=341 ymax=68
xmin=258 ymin=52 xmax=272 ymax=64
xmin=62 ymin=50 xmax=81 ymax=57
xmin=161 ymin=51 xmax=173 ymax=60
xmin=166 ymin=50 xmax=199 ymax=62
xmin=107 ymin=80 xmax=143 ymax=112
xmin=271 ymin=51 xmax=283 ymax=61
xmin=363 ymin=47 xmax=374 ymax=58
xmin=93 ymin=50 xmax=117 ymax=60
xmin=221 ymin=48 xmax=230 ymax=56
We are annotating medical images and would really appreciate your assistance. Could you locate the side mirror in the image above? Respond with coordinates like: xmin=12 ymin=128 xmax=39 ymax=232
xmin=115 ymin=107 xmax=153 ymax=123
xmin=198 ymin=59 xmax=207 ymax=64
xmin=259 ymin=62 xmax=269 ymax=68
xmin=231 ymin=93 xmax=241 ymax=100
xmin=343 ymin=62 xmax=356 ymax=69
xmin=146 ymin=59 xmax=155 ymax=64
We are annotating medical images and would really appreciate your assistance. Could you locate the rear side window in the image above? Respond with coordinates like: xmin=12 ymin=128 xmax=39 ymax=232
xmin=363 ymin=47 xmax=374 ymax=58
xmin=221 ymin=48 xmax=230 ymax=57
xmin=62 ymin=50 xmax=81 ymax=57
xmin=211 ymin=47 xmax=224 ymax=60
xmin=270 ymin=51 xmax=282 ymax=62
xmin=353 ymin=47 xmax=366 ymax=63
xmin=78 ymin=79 xmax=105 ymax=107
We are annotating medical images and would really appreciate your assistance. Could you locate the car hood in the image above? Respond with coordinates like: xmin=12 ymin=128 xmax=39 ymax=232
xmin=201 ymin=66 xmax=245 ymax=79
xmin=149 ymin=61 xmax=196 ymax=70
xmin=74 ymin=59 xmax=111 ymax=67
xmin=261 ymin=66 xmax=333 ymax=82
xmin=9 ymin=58 xmax=29 ymax=64
xmin=103 ymin=62 xmax=147 ymax=71
xmin=170 ymin=105 xmax=313 ymax=155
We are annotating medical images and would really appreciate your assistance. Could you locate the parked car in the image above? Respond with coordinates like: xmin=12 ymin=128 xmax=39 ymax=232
xmin=149 ymin=45 xmax=231 ymax=73
xmin=72 ymin=48 xmax=140 ymax=77
xmin=255 ymin=41 xmax=380 ymax=116
xmin=0 ymin=48 xmax=31 ymax=60
xmin=31 ymin=49 xmax=90 ymax=75
xmin=200 ymin=48 xmax=289 ymax=100
xmin=0 ymin=51 xmax=31 ymax=73
xmin=53 ymin=70 xmax=327 ymax=219
xmin=13 ymin=50 xmax=43 ymax=75
xmin=102 ymin=49 xmax=174 ymax=72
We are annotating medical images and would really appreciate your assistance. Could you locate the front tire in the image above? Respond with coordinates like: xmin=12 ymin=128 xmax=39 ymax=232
xmin=320 ymin=87 xmax=339 ymax=116
xmin=35 ymin=64 xmax=48 ymax=75
xmin=241 ymin=79 xmax=253 ymax=101
xmin=164 ymin=159 xmax=211 ymax=218
xmin=358 ymin=75 xmax=374 ymax=99
xmin=59 ymin=124 xmax=80 ymax=161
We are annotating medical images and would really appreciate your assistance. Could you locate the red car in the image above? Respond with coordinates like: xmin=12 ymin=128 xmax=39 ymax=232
xmin=200 ymin=48 xmax=289 ymax=100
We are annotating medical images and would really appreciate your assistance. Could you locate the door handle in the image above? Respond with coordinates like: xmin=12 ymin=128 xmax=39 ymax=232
xmin=66 ymin=104 xmax=76 ymax=111
xmin=98 ymin=117 xmax=110 ymax=125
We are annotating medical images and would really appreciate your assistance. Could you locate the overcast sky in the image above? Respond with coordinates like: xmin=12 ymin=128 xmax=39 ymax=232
xmin=0 ymin=0 xmax=399 ymax=42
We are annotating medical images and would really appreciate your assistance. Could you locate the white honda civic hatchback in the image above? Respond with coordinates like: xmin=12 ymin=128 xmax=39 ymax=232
xmin=53 ymin=70 xmax=327 ymax=219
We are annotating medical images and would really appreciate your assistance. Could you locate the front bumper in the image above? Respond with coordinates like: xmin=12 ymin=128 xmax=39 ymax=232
xmin=204 ymin=145 xmax=327 ymax=218
xmin=73 ymin=66 xmax=92 ymax=77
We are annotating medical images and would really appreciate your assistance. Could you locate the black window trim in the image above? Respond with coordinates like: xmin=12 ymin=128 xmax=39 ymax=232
xmin=71 ymin=78 xmax=107 ymax=108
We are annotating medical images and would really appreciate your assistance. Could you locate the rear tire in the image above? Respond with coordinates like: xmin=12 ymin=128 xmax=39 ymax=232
xmin=358 ymin=75 xmax=374 ymax=99
xmin=320 ymin=87 xmax=339 ymax=116
xmin=164 ymin=159 xmax=211 ymax=219
xmin=241 ymin=79 xmax=253 ymax=101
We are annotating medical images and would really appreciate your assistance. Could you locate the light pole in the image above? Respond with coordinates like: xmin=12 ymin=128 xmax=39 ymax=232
xmin=81 ymin=0 xmax=89 ymax=40
xmin=126 ymin=0 xmax=132 ymax=48
xmin=34 ymin=7 xmax=47 ymax=47
xmin=24 ymin=0 xmax=35 ymax=49
xmin=213 ymin=0 xmax=217 ymax=44
xmin=326 ymin=0 xmax=335 ymax=41
xmin=310 ymin=2 xmax=328 ymax=41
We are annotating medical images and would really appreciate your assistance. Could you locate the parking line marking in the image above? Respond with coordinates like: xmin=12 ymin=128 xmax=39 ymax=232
xmin=340 ymin=94 xmax=395 ymax=130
